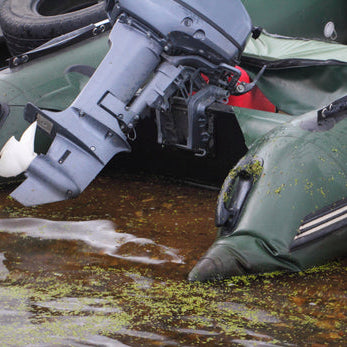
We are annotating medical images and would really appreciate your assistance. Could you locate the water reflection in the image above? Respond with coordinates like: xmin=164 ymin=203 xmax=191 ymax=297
xmin=0 ymin=174 xmax=345 ymax=346
xmin=0 ymin=218 xmax=183 ymax=265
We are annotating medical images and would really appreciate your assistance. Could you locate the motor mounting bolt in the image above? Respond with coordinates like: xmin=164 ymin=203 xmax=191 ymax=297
xmin=201 ymin=132 xmax=210 ymax=142
xmin=194 ymin=30 xmax=205 ymax=40
xmin=237 ymin=84 xmax=245 ymax=93
xmin=12 ymin=57 xmax=20 ymax=66
xmin=183 ymin=17 xmax=193 ymax=27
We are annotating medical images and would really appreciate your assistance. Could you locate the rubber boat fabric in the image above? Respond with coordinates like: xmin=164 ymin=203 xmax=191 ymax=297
xmin=189 ymin=105 xmax=347 ymax=281
xmin=243 ymin=31 xmax=347 ymax=115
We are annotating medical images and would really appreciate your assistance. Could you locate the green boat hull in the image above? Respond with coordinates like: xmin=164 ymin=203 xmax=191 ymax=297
xmin=189 ymin=108 xmax=347 ymax=280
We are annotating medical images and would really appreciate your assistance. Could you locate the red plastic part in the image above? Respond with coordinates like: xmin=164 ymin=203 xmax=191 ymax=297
xmin=227 ymin=67 xmax=276 ymax=112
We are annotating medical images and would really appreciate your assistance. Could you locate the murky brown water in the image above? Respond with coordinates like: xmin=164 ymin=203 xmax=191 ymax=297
xmin=0 ymin=173 xmax=346 ymax=346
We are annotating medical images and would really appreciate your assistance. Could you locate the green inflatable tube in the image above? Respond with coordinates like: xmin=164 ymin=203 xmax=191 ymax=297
xmin=189 ymin=106 xmax=347 ymax=281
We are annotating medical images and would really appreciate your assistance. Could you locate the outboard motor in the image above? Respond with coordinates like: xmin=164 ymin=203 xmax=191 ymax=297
xmin=9 ymin=0 xmax=252 ymax=205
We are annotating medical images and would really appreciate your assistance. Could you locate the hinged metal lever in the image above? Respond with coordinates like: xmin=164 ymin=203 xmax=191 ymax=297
xmin=232 ymin=65 xmax=267 ymax=96
xmin=162 ymin=54 xmax=219 ymax=70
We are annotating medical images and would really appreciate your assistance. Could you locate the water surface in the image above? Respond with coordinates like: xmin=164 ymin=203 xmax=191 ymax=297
xmin=0 ymin=174 xmax=345 ymax=346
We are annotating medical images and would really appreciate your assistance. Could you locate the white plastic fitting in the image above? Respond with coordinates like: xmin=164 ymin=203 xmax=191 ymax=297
xmin=0 ymin=121 xmax=37 ymax=177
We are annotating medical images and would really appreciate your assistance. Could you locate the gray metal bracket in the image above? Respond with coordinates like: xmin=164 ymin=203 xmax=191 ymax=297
xmin=11 ymin=20 xmax=165 ymax=205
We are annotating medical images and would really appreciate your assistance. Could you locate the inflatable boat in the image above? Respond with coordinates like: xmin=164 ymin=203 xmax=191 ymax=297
xmin=0 ymin=0 xmax=345 ymax=281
